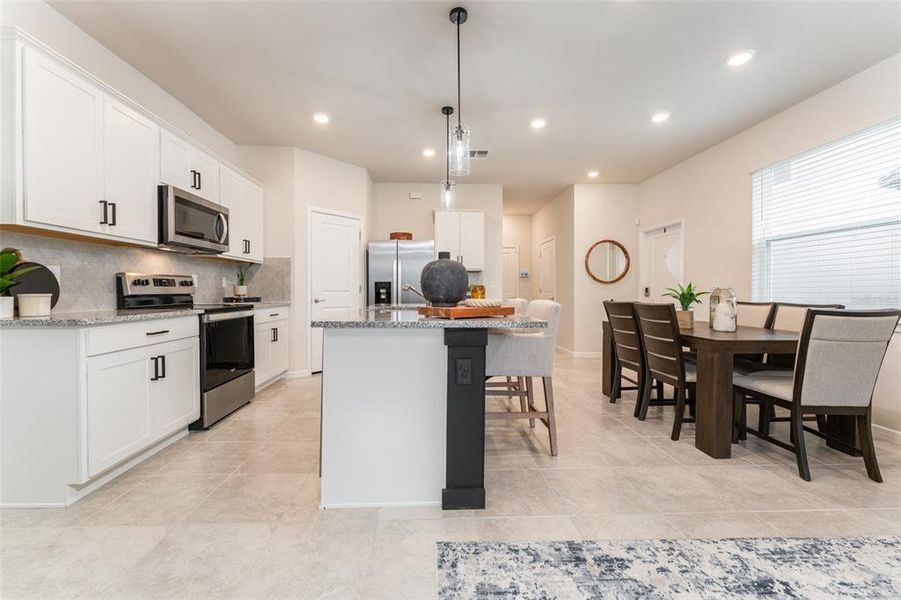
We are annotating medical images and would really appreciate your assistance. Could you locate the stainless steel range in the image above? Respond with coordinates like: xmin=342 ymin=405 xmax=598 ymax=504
xmin=116 ymin=272 xmax=255 ymax=429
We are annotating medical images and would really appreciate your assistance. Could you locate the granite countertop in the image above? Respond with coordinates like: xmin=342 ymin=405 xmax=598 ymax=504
xmin=0 ymin=308 xmax=203 ymax=329
xmin=313 ymin=307 xmax=547 ymax=330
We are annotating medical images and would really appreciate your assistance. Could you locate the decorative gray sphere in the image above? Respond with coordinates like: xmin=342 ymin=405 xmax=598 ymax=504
xmin=420 ymin=251 xmax=468 ymax=307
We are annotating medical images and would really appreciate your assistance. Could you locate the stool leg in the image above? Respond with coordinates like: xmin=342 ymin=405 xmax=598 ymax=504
xmin=526 ymin=377 xmax=536 ymax=428
xmin=518 ymin=376 xmax=528 ymax=414
xmin=543 ymin=376 xmax=558 ymax=457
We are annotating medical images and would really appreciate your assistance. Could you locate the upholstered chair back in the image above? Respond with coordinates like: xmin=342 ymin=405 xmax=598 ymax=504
xmin=485 ymin=300 xmax=561 ymax=377
xmin=505 ymin=298 xmax=529 ymax=315
xmin=736 ymin=302 xmax=775 ymax=329
xmin=769 ymin=302 xmax=845 ymax=368
xmin=796 ymin=310 xmax=900 ymax=408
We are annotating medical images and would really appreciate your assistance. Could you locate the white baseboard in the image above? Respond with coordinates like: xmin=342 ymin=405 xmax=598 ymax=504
xmin=873 ymin=423 xmax=901 ymax=443
xmin=285 ymin=369 xmax=311 ymax=379
xmin=555 ymin=346 xmax=601 ymax=358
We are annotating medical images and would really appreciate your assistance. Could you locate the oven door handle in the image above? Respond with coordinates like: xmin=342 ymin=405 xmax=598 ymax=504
xmin=201 ymin=309 xmax=254 ymax=323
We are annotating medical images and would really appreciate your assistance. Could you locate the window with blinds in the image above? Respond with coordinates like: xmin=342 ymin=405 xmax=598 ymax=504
xmin=751 ymin=118 xmax=901 ymax=312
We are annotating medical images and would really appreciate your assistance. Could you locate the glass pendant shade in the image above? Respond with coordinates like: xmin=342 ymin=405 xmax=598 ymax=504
xmin=440 ymin=180 xmax=456 ymax=209
xmin=449 ymin=125 xmax=471 ymax=176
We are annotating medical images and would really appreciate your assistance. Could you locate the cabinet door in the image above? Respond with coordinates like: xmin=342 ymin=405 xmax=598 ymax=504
xmin=254 ymin=323 xmax=272 ymax=384
xmin=270 ymin=322 xmax=288 ymax=376
xmin=150 ymin=338 xmax=200 ymax=437
xmin=434 ymin=211 xmax=461 ymax=261
xmin=459 ymin=212 xmax=485 ymax=271
xmin=219 ymin=165 xmax=245 ymax=258
xmin=22 ymin=48 xmax=103 ymax=234
xmin=159 ymin=129 xmax=192 ymax=190
xmin=102 ymin=97 xmax=159 ymax=243
xmin=244 ymin=181 xmax=264 ymax=263
xmin=86 ymin=346 xmax=154 ymax=477
xmin=190 ymin=149 xmax=220 ymax=203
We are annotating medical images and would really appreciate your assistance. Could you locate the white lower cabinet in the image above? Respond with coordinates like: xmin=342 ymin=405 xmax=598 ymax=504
xmin=254 ymin=309 xmax=289 ymax=386
xmin=0 ymin=316 xmax=199 ymax=506
xmin=86 ymin=332 xmax=199 ymax=478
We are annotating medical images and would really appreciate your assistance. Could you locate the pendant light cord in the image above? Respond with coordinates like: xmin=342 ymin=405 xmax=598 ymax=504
xmin=445 ymin=112 xmax=450 ymax=183
xmin=456 ymin=19 xmax=462 ymax=129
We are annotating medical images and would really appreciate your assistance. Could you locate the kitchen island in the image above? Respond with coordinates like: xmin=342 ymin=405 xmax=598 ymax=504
xmin=312 ymin=307 xmax=546 ymax=510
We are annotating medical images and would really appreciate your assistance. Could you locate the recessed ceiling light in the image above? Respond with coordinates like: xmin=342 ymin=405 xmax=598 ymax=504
xmin=651 ymin=112 xmax=670 ymax=124
xmin=312 ymin=113 xmax=330 ymax=124
xmin=727 ymin=50 xmax=755 ymax=67
xmin=422 ymin=148 xmax=436 ymax=158
xmin=530 ymin=118 xmax=547 ymax=129
xmin=587 ymin=171 xmax=600 ymax=179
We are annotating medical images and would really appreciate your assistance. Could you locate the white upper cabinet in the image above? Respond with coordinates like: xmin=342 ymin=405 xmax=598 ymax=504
xmin=434 ymin=210 xmax=485 ymax=271
xmin=220 ymin=165 xmax=264 ymax=263
xmin=22 ymin=47 xmax=103 ymax=234
xmin=102 ymin=97 xmax=159 ymax=243
xmin=159 ymin=128 xmax=220 ymax=203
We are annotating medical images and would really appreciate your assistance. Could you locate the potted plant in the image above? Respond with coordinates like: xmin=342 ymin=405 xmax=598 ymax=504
xmin=663 ymin=283 xmax=708 ymax=329
xmin=0 ymin=248 xmax=39 ymax=319
xmin=235 ymin=263 xmax=251 ymax=297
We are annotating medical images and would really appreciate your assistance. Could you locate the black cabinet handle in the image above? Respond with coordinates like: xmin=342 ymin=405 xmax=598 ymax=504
xmin=99 ymin=200 xmax=108 ymax=225
xmin=269 ymin=313 xmax=280 ymax=317
xmin=109 ymin=202 xmax=117 ymax=226
xmin=247 ymin=239 xmax=251 ymax=254
xmin=197 ymin=171 xmax=202 ymax=190
xmin=275 ymin=327 xmax=278 ymax=342
xmin=146 ymin=329 xmax=170 ymax=336
xmin=190 ymin=170 xmax=198 ymax=189
xmin=159 ymin=355 xmax=166 ymax=379
xmin=151 ymin=356 xmax=159 ymax=381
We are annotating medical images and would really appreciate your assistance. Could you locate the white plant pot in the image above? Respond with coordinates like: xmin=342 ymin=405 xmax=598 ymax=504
xmin=16 ymin=293 xmax=52 ymax=318
xmin=0 ymin=296 xmax=13 ymax=319
xmin=234 ymin=285 xmax=248 ymax=297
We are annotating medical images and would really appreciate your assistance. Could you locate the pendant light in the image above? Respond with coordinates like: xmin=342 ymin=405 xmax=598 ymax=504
xmin=440 ymin=106 xmax=456 ymax=209
xmin=449 ymin=6 xmax=471 ymax=177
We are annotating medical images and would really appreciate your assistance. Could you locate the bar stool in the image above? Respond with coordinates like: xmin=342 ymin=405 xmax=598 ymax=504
xmin=485 ymin=300 xmax=562 ymax=455
xmin=486 ymin=297 xmax=532 ymax=399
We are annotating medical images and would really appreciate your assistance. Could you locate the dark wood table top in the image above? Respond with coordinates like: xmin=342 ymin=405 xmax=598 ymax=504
xmin=679 ymin=325 xmax=799 ymax=353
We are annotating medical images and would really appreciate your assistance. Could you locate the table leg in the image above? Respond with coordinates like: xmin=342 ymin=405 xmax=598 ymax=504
xmin=442 ymin=328 xmax=487 ymax=510
xmin=694 ymin=348 xmax=733 ymax=459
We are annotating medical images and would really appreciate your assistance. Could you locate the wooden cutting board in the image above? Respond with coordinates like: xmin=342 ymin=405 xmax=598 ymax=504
xmin=418 ymin=305 xmax=514 ymax=320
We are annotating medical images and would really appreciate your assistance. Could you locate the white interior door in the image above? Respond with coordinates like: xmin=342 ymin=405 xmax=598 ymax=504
xmin=641 ymin=222 xmax=684 ymax=302
xmin=502 ymin=247 xmax=519 ymax=300
xmin=538 ymin=237 xmax=556 ymax=300
xmin=310 ymin=211 xmax=362 ymax=373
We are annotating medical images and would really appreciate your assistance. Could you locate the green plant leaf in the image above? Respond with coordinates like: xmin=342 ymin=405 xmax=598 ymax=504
xmin=4 ymin=266 xmax=40 ymax=280
xmin=0 ymin=253 xmax=17 ymax=275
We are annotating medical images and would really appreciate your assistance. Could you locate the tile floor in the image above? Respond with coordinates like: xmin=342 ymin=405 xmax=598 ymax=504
xmin=2 ymin=353 xmax=900 ymax=598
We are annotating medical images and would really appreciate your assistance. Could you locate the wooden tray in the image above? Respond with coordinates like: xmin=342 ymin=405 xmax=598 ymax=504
xmin=418 ymin=305 xmax=514 ymax=320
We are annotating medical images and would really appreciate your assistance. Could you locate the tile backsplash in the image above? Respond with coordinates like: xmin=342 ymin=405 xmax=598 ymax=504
xmin=1 ymin=231 xmax=291 ymax=313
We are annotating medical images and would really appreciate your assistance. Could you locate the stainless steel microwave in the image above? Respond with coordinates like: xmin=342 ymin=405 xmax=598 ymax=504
xmin=158 ymin=185 xmax=229 ymax=254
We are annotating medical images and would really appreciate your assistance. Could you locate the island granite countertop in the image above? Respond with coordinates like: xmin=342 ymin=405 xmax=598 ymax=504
xmin=313 ymin=306 xmax=547 ymax=329
xmin=0 ymin=308 xmax=204 ymax=329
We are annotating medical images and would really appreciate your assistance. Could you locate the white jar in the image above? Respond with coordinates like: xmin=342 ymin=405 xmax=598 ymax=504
xmin=0 ymin=296 xmax=13 ymax=319
xmin=234 ymin=285 xmax=248 ymax=297
xmin=16 ymin=293 xmax=52 ymax=318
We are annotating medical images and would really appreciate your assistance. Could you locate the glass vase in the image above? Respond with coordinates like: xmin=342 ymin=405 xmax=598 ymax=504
xmin=709 ymin=286 xmax=737 ymax=332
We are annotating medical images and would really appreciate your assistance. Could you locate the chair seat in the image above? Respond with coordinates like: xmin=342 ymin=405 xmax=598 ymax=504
xmin=734 ymin=369 xmax=794 ymax=401
xmin=684 ymin=361 xmax=696 ymax=383
xmin=733 ymin=357 xmax=792 ymax=376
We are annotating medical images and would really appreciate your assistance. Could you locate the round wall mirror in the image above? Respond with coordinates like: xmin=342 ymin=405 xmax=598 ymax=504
xmin=585 ymin=240 xmax=630 ymax=284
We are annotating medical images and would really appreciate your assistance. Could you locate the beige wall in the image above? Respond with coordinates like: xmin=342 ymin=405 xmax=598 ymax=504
xmin=572 ymin=184 xmax=640 ymax=355
xmin=369 ymin=183 xmax=504 ymax=299
xmin=637 ymin=53 xmax=901 ymax=435
xmin=532 ymin=187 xmax=574 ymax=352
xmin=501 ymin=215 xmax=532 ymax=300
xmin=2 ymin=1 xmax=237 ymax=162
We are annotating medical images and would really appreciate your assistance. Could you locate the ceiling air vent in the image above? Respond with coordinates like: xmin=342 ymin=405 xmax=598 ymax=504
xmin=469 ymin=150 xmax=490 ymax=160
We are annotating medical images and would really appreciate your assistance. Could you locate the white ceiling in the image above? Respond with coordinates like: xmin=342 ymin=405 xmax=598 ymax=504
xmin=51 ymin=1 xmax=901 ymax=214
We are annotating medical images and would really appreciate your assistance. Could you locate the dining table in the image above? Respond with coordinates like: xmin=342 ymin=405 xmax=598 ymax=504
xmin=601 ymin=321 xmax=860 ymax=459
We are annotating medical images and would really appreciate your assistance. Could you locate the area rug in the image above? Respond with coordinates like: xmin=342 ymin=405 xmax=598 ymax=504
xmin=437 ymin=537 xmax=901 ymax=599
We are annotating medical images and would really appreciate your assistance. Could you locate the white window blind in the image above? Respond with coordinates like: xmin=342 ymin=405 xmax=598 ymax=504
xmin=751 ymin=118 xmax=901 ymax=311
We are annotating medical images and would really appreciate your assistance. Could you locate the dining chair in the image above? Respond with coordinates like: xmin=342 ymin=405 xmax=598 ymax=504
xmin=632 ymin=302 xmax=697 ymax=440
xmin=603 ymin=301 xmax=668 ymax=412
xmin=485 ymin=300 xmax=562 ymax=455
xmin=734 ymin=309 xmax=900 ymax=481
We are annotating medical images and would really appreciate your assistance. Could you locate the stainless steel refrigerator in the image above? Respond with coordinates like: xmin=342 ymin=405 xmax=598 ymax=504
xmin=367 ymin=240 xmax=435 ymax=305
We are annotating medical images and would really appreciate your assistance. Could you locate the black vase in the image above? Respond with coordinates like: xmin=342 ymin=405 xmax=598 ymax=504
xmin=420 ymin=251 xmax=468 ymax=307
